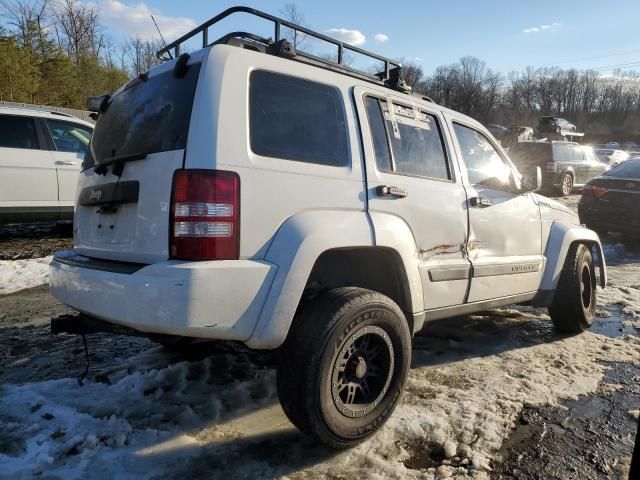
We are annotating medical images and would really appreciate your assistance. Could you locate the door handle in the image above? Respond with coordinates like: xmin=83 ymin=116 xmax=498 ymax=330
xmin=55 ymin=160 xmax=77 ymax=165
xmin=376 ymin=185 xmax=408 ymax=198
xmin=469 ymin=196 xmax=493 ymax=208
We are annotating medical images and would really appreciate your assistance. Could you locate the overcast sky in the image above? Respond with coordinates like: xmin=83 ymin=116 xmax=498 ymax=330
xmin=94 ymin=0 xmax=640 ymax=74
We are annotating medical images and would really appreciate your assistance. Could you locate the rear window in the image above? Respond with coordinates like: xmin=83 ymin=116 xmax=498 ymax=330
xmin=84 ymin=64 xmax=201 ymax=170
xmin=509 ymin=143 xmax=551 ymax=166
xmin=249 ymin=70 xmax=348 ymax=167
xmin=0 ymin=115 xmax=39 ymax=150
xmin=604 ymin=159 xmax=640 ymax=178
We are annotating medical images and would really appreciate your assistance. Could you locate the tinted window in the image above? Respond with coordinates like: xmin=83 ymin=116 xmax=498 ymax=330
xmin=552 ymin=143 xmax=572 ymax=162
xmin=509 ymin=143 xmax=551 ymax=167
xmin=453 ymin=123 xmax=513 ymax=188
xmin=0 ymin=115 xmax=39 ymax=149
xmin=570 ymin=146 xmax=584 ymax=162
xmin=365 ymin=97 xmax=392 ymax=171
xmin=250 ymin=70 xmax=348 ymax=166
xmin=85 ymin=64 xmax=201 ymax=170
xmin=369 ymin=98 xmax=449 ymax=179
xmin=604 ymin=159 xmax=640 ymax=178
xmin=46 ymin=119 xmax=92 ymax=154
xmin=582 ymin=148 xmax=599 ymax=163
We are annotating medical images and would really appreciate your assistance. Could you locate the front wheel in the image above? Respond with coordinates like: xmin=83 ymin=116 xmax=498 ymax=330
xmin=548 ymin=244 xmax=596 ymax=332
xmin=277 ymin=287 xmax=411 ymax=449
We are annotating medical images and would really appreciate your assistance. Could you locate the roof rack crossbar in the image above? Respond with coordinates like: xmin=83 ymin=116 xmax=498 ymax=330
xmin=156 ymin=5 xmax=402 ymax=83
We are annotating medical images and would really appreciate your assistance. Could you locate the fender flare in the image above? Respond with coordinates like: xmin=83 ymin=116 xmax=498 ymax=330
xmin=535 ymin=221 xmax=607 ymax=306
xmin=245 ymin=210 xmax=423 ymax=349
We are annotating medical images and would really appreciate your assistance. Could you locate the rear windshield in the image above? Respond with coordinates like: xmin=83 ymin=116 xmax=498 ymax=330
xmin=604 ymin=159 xmax=640 ymax=178
xmin=83 ymin=64 xmax=201 ymax=170
xmin=508 ymin=143 xmax=551 ymax=166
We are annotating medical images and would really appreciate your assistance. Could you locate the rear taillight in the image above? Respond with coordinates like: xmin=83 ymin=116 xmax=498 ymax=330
xmin=582 ymin=184 xmax=608 ymax=199
xmin=170 ymin=169 xmax=240 ymax=260
xmin=546 ymin=162 xmax=557 ymax=173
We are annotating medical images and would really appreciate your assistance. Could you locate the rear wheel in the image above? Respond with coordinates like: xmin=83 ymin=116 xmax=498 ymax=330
xmin=277 ymin=287 xmax=411 ymax=448
xmin=559 ymin=173 xmax=573 ymax=196
xmin=548 ymin=244 xmax=596 ymax=332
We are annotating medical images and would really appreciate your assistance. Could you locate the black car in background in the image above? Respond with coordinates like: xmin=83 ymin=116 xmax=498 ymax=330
xmin=509 ymin=141 xmax=609 ymax=196
xmin=579 ymin=158 xmax=640 ymax=236
xmin=538 ymin=116 xmax=577 ymax=134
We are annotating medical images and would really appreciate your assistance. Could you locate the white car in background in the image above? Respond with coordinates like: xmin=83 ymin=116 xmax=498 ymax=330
xmin=0 ymin=107 xmax=93 ymax=224
xmin=594 ymin=148 xmax=629 ymax=165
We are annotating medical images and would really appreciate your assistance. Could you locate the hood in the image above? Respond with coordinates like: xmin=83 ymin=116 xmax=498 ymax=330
xmin=533 ymin=194 xmax=579 ymax=223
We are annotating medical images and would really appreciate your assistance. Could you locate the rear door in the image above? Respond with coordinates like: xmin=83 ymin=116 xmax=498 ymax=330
xmin=0 ymin=114 xmax=59 ymax=220
xmin=74 ymin=53 xmax=203 ymax=264
xmin=43 ymin=118 xmax=92 ymax=215
xmin=355 ymin=86 xmax=471 ymax=310
xmin=447 ymin=119 xmax=543 ymax=302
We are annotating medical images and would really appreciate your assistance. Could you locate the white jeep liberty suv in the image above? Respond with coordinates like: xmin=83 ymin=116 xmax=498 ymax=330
xmin=50 ymin=6 xmax=607 ymax=448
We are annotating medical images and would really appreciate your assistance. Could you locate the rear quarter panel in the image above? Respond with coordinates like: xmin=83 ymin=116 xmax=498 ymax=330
xmin=185 ymin=45 xmax=367 ymax=260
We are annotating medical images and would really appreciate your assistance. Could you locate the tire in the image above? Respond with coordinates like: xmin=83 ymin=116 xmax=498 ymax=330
xmin=548 ymin=244 xmax=597 ymax=333
xmin=559 ymin=172 xmax=573 ymax=196
xmin=277 ymin=287 xmax=411 ymax=449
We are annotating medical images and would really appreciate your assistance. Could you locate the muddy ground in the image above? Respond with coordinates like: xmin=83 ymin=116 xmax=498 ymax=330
xmin=0 ymin=196 xmax=638 ymax=479
xmin=0 ymin=223 xmax=72 ymax=260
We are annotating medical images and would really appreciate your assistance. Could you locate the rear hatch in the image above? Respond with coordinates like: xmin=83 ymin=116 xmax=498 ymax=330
xmin=74 ymin=52 xmax=203 ymax=264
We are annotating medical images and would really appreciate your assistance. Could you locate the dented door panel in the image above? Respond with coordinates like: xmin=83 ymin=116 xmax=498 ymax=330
xmin=354 ymin=86 xmax=471 ymax=310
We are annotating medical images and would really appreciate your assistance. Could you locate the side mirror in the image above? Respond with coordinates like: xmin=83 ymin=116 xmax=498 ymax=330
xmin=520 ymin=166 xmax=542 ymax=193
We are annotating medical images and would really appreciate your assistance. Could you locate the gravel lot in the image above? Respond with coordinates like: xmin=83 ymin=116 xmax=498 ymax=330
xmin=0 ymin=196 xmax=638 ymax=480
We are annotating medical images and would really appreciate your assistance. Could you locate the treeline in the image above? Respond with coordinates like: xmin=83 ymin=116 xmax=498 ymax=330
xmin=405 ymin=57 xmax=640 ymax=141
xmin=0 ymin=0 xmax=162 ymax=109
xmin=1 ymin=1 xmax=639 ymax=140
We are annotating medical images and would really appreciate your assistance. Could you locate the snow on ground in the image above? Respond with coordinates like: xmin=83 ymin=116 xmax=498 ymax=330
xmin=1 ymin=310 xmax=639 ymax=479
xmin=0 ymin=256 xmax=51 ymax=295
xmin=1 ymin=196 xmax=639 ymax=479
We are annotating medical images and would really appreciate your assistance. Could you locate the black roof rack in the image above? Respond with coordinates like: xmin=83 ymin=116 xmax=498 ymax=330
xmin=156 ymin=6 xmax=410 ymax=93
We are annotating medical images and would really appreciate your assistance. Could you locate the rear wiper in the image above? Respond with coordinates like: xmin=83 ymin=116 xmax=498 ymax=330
xmin=94 ymin=153 xmax=148 ymax=176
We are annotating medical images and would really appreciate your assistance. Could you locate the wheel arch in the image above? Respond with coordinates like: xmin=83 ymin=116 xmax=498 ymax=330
xmin=245 ymin=210 xmax=422 ymax=349
xmin=534 ymin=221 xmax=607 ymax=306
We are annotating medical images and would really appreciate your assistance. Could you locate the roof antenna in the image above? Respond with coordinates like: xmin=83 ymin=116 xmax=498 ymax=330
xmin=151 ymin=15 xmax=173 ymax=59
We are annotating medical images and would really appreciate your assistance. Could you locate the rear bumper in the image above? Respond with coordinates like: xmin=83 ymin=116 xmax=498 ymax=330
xmin=49 ymin=250 xmax=277 ymax=343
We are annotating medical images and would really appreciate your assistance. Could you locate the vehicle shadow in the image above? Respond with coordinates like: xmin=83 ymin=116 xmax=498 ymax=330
xmin=411 ymin=308 xmax=566 ymax=369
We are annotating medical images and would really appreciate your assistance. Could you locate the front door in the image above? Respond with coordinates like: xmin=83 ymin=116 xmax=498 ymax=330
xmin=43 ymin=118 xmax=91 ymax=212
xmin=447 ymin=119 xmax=544 ymax=302
xmin=355 ymin=86 xmax=471 ymax=310
xmin=0 ymin=114 xmax=59 ymax=221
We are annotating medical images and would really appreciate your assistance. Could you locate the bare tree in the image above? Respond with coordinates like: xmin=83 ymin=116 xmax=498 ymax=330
xmin=279 ymin=3 xmax=306 ymax=48
xmin=399 ymin=61 xmax=424 ymax=91
xmin=0 ymin=0 xmax=52 ymax=56
xmin=52 ymin=0 xmax=104 ymax=63
xmin=123 ymin=36 xmax=162 ymax=75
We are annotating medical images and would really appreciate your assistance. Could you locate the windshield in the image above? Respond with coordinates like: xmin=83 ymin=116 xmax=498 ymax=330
xmin=83 ymin=64 xmax=201 ymax=170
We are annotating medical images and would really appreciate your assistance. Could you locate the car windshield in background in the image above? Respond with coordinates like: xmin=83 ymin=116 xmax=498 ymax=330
xmin=83 ymin=64 xmax=201 ymax=170
xmin=603 ymin=159 xmax=640 ymax=178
